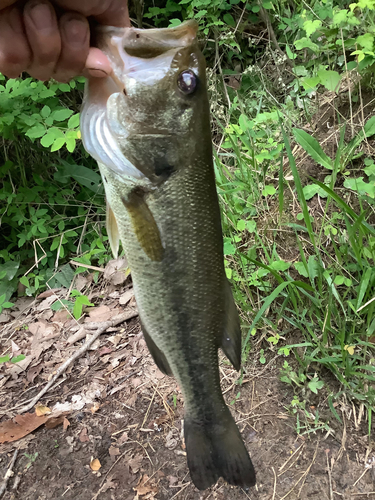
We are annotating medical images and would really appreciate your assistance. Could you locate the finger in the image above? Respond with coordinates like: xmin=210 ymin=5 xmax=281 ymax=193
xmin=53 ymin=13 xmax=89 ymax=82
xmin=0 ymin=0 xmax=16 ymax=8
xmin=54 ymin=0 xmax=130 ymax=27
xmin=92 ymin=0 xmax=130 ymax=28
xmin=0 ymin=6 xmax=31 ymax=78
xmin=85 ymin=47 xmax=112 ymax=78
xmin=23 ymin=0 xmax=61 ymax=80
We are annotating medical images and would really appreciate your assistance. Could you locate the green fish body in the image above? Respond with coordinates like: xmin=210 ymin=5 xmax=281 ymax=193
xmin=81 ymin=21 xmax=256 ymax=490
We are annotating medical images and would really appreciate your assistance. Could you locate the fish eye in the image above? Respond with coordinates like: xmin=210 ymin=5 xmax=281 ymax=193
xmin=177 ymin=70 xmax=197 ymax=95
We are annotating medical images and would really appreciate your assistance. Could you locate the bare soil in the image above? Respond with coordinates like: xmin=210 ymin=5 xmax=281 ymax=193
xmin=0 ymin=272 xmax=374 ymax=500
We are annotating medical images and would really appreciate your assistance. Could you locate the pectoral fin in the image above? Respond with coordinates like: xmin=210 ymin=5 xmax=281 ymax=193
xmin=141 ymin=321 xmax=173 ymax=376
xmin=106 ymin=202 xmax=120 ymax=259
xmin=220 ymin=280 xmax=242 ymax=371
xmin=122 ymin=188 xmax=164 ymax=262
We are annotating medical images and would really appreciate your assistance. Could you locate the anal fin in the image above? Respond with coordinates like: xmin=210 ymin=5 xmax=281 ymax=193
xmin=220 ymin=280 xmax=242 ymax=371
xmin=141 ymin=321 xmax=173 ymax=376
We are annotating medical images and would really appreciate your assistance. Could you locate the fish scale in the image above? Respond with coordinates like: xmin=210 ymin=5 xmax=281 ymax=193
xmin=81 ymin=20 xmax=256 ymax=490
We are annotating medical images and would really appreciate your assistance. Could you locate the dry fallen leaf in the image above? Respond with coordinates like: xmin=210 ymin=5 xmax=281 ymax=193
xmin=63 ymin=417 xmax=70 ymax=431
xmin=119 ymin=288 xmax=134 ymax=306
xmin=128 ymin=453 xmax=143 ymax=474
xmin=79 ymin=427 xmax=90 ymax=443
xmin=0 ymin=413 xmax=48 ymax=443
xmin=165 ymin=430 xmax=178 ymax=450
xmin=35 ymin=404 xmax=51 ymax=417
xmin=26 ymin=363 xmax=43 ymax=383
xmin=109 ymin=446 xmax=120 ymax=458
xmin=133 ymin=474 xmax=158 ymax=497
xmin=37 ymin=288 xmax=62 ymax=299
xmin=90 ymin=458 xmax=101 ymax=471
xmin=90 ymin=402 xmax=100 ymax=414
xmin=86 ymin=305 xmax=113 ymax=323
xmin=103 ymin=258 xmax=129 ymax=286
xmin=102 ymin=477 xmax=117 ymax=493
xmin=45 ymin=415 xmax=66 ymax=429
xmin=117 ymin=432 xmax=128 ymax=446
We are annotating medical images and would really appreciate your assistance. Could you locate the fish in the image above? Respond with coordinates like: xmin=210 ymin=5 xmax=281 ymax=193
xmin=80 ymin=20 xmax=256 ymax=490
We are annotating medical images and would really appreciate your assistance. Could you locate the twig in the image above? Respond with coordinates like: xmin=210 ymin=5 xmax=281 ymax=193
xmin=352 ymin=468 xmax=369 ymax=488
xmin=279 ymin=443 xmax=305 ymax=473
xmin=326 ymin=452 xmax=334 ymax=500
xmin=280 ymin=440 xmax=319 ymax=500
xmin=70 ymin=260 xmax=105 ymax=272
xmin=0 ymin=449 xmax=19 ymax=498
xmin=19 ymin=312 xmax=137 ymax=414
xmin=170 ymin=482 xmax=190 ymax=499
xmin=271 ymin=466 xmax=277 ymax=500
xmin=258 ymin=6 xmax=293 ymax=68
xmin=91 ymin=449 xmax=129 ymax=500
xmin=214 ymin=33 xmax=231 ymax=109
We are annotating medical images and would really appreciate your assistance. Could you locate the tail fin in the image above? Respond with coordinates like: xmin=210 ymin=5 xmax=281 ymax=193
xmin=184 ymin=409 xmax=256 ymax=490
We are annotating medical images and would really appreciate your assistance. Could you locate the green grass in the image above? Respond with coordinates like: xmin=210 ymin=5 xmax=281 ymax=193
xmin=215 ymin=100 xmax=375 ymax=423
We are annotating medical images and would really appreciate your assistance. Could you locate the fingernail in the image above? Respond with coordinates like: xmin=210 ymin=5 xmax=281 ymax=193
xmin=65 ymin=18 xmax=88 ymax=47
xmin=28 ymin=2 xmax=54 ymax=32
xmin=86 ymin=68 xmax=109 ymax=78
xmin=9 ymin=7 xmax=24 ymax=35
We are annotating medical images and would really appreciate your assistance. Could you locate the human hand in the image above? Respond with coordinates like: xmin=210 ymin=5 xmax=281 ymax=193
xmin=0 ymin=0 xmax=129 ymax=81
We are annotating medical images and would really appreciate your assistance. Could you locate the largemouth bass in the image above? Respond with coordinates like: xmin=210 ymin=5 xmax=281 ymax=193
xmin=81 ymin=20 xmax=256 ymax=490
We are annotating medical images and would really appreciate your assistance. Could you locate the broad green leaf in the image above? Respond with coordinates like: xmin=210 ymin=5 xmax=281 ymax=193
xmin=269 ymin=261 xmax=291 ymax=271
xmin=317 ymin=69 xmax=341 ymax=92
xmin=41 ymin=105 xmax=51 ymax=118
xmin=224 ymin=240 xmax=236 ymax=255
xmin=223 ymin=13 xmax=235 ymax=27
xmin=54 ymin=263 xmax=75 ymax=288
xmin=262 ymin=185 xmax=276 ymax=196
xmin=294 ymin=37 xmax=319 ymax=52
xmin=51 ymin=137 xmax=66 ymax=151
xmin=285 ymin=45 xmax=297 ymax=60
xmin=237 ymin=220 xmax=246 ymax=231
xmin=303 ymin=183 xmax=329 ymax=200
xmin=59 ymin=161 xmax=102 ymax=192
xmin=301 ymin=76 xmax=320 ymax=91
xmin=19 ymin=276 xmax=30 ymax=288
xmin=168 ymin=18 xmax=182 ymax=27
xmin=308 ymin=378 xmax=324 ymax=394
xmin=25 ymin=124 xmax=46 ymax=139
xmin=67 ymin=113 xmax=80 ymax=129
xmin=66 ymin=138 xmax=76 ymax=153
xmin=332 ymin=9 xmax=348 ymax=26
xmin=364 ymin=116 xmax=375 ymax=137
xmin=303 ymin=19 xmax=322 ymax=37
xmin=356 ymin=33 xmax=374 ymax=52
xmin=343 ymin=177 xmax=375 ymax=197
xmin=1 ymin=261 xmax=20 ymax=281
xmin=294 ymin=261 xmax=309 ymax=278
xmin=293 ymin=129 xmax=333 ymax=170
xmin=73 ymin=295 xmax=94 ymax=320
xmin=41 ymin=130 xmax=58 ymax=148
xmin=246 ymin=220 xmax=256 ymax=233
xmin=58 ymin=83 xmax=71 ymax=92
xmin=51 ymin=108 xmax=74 ymax=122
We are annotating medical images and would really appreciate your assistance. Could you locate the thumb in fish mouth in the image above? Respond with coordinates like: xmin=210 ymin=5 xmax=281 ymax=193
xmin=84 ymin=47 xmax=112 ymax=78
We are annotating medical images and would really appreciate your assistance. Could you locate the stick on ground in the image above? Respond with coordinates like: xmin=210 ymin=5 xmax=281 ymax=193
xmin=0 ymin=449 xmax=19 ymax=498
xmin=18 ymin=309 xmax=138 ymax=414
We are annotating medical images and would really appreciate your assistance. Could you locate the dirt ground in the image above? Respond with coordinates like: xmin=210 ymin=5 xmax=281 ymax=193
xmin=0 ymin=267 xmax=374 ymax=500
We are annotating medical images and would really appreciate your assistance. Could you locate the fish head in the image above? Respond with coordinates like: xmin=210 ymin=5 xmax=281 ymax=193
xmin=81 ymin=21 xmax=211 ymax=183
